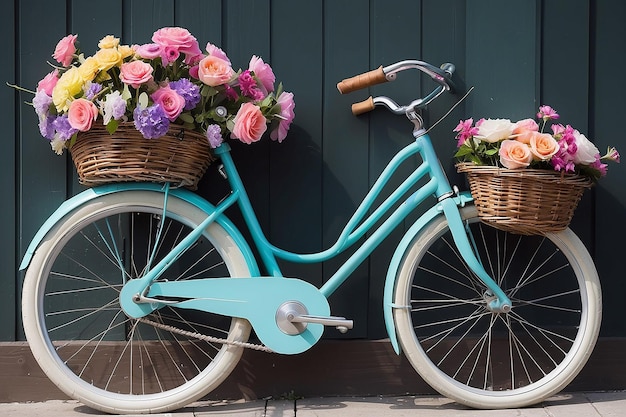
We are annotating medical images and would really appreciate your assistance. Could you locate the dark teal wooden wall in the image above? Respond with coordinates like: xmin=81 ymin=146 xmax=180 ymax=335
xmin=4 ymin=0 xmax=625 ymax=342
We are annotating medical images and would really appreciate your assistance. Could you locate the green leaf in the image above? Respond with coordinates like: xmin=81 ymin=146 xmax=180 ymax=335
xmin=138 ymin=92 xmax=149 ymax=109
xmin=121 ymin=84 xmax=132 ymax=101
xmin=106 ymin=119 xmax=119 ymax=134
xmin=179 ymin=112 xmax=194 ymax=124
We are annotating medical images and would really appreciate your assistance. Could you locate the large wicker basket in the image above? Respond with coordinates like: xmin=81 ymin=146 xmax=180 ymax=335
xmin=70 ymin=123 xmax=213 ymax=189
xmin=456 ymin=163 xmax=593 ymax=235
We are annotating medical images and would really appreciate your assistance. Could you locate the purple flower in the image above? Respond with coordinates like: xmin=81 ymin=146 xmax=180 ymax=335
xmin=32 ymin=90 xmax=52 ymax=117
xmin=133 ymin=104 xmax=170 ymax=139
xmin=169 ymin=78 xmax=201 ymax=110
xmin=206 ymin=124 xmax=223 ymax=148
xmin=84 ymin=82 xmax=103 ymax=100
xmin=52 ymin=115 xmax=78 ymax=141
xmin=101 ymin=91 xmax=127 ymax=125
xmin=39 ymin=115 xmax=56 ymax=140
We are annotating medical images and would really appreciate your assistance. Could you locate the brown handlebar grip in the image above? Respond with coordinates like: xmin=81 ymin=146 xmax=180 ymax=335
xmin=351 ymin=97 xmax=375 ymax=115
xmin=337 ymin=66 xmax=387 ymax=94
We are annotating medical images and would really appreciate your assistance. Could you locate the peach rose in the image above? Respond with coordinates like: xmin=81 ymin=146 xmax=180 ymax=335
xmin=529 ymin=132 xmax=559 ymax=161
xmin=231 ymin=103 xmax=267 ymax=144
xmin=119 ymin=61 xmax=154 ymax=88
xmin=197 ymin=55 xmax=234 ymax=87
xmin=512 ymin=118 xmax=539 ymax=144
xmin=68 ymin=98 xmax=98 ymax=131
xmin=499 ymin=139 xmax=533 ymax=169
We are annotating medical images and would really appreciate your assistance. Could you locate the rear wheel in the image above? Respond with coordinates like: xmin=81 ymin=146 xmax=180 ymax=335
xmin=393 ymin=205 xmax=601 ymax=409
xmin=22 ymin=190 xmax=254 ymax=414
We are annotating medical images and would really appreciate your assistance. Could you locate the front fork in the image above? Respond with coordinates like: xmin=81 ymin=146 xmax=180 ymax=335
xmin=440 ymin=197 xmax=512 ymax=313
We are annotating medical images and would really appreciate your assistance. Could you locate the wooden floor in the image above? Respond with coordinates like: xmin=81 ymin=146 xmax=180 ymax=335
xmin=1 ymin=338 xmax=625 ymax=403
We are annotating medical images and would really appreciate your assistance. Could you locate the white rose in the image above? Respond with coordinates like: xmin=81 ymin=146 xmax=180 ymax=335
xmin=475 ymin=118 xmax=515 ymax=143
xmin=572 ymin=129 xmax=599 ymax=165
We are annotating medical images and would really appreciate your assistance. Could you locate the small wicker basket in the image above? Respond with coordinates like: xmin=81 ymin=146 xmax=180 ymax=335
xmin=70 ymin=123 xmax=213 ymax=189
xmin=456 ymin=163 xmax=593 ymax=235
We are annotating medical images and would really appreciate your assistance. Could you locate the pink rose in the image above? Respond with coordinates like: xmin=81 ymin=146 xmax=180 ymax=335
xmin=135 ymin=43 xmax=162 ymax=60
xmin=231 ymin=103 xmax=267 ymax=144
xmin=529 ymin=132 xmax=559 ymax=161
xmin=119 ymin=61 xmax=154 ymax=88
xmin=206 ymin=42 xmax=230 ymax=64
xmin=197 ymin=55 xmax=234 ymax=86
xmin=151 ymin=27 xmax=202 ymax=61
xmin=67 ymin=98 xmax=98 ymax=131
xmin=512 ymin=118 xmax=539 ymax=144
xmin=499 ymin=139 xmax=533 ymax=169
xmin=53 ymin=34 xmax=78 ymax=67
xmin=37 ymin=70 xmax=59 ymax=95
xmin=270 ymin=91 xmax=295 ymax=143
xmin=249 ymin=55 xmax=275 ymax=93
xmin=151 ymin=86 xmax=186 ymax=121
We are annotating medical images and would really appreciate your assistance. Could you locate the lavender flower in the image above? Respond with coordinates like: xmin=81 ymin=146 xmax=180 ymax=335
xmin=206 ymin=124 xmax=223 ymax=148
xmin=38 ymin=115 xmax=56 ymax=140
xmin=133 ymin=104 xmax=170 ymax=139
xmin=169 ymin=78 xmax=201 ymax=110
xmin=102 ymin=91 xmax=127 ymax=125
xmin=84 ymin=82 xmax=103 ymax=100
xmin=52 ymin=115 xmax=78 ymax=141
xmin=32 ymin=90 xmax=52 ymax=118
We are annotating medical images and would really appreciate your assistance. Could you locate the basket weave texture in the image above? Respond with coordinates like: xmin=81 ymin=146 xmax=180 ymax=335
xmin=70 ymin=123 xmax=213 ymax=189
xmin=456 ymin=163 xmax=593 ymax=235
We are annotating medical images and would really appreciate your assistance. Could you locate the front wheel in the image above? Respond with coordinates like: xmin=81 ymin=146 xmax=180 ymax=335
xmin=393 ymin=205 xmax=601 ymax=409
xmin=22 ymin=190 xmax=254 ymax=414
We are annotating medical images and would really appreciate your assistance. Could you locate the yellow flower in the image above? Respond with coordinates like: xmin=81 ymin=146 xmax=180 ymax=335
xmin=52 ymin=66 xmax=83 ymax=112
xmin=117 ymin=44 xmax=135 ymax=60
xmin=98 ymin=35 xmax=120 ymax=49
xmin=94 ymin=48 xmax=122 ymax=72
xmin=77 ymin=56 xmax=100 ymax=82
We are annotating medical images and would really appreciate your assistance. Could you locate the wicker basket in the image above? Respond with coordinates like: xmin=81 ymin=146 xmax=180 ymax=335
xmin=456 ymin=163 xmax=593 ymax=235
xmin=70 ymin=123 xmax=213 ymax=189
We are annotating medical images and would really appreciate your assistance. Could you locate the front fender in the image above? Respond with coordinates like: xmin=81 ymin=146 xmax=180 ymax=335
xmin=383 ymin=192 xmax=473 ymax=354
xmin=19 ymin=183 xmax=258 ymax=275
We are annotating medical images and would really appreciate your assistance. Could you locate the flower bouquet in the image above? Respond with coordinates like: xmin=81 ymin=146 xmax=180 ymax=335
xmin=453 ymin=106 xmax=619 ymax=234
xmin=16 ymin=27 xmax=295 ymax=188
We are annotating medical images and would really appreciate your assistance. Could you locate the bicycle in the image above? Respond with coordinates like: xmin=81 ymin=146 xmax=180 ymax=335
xmin=19 ymin=60 xmax=601 ymax=414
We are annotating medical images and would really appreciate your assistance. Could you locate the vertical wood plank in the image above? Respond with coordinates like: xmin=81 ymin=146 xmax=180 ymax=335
xmin=174 ymin=0 xmax=223 ymax=42
xmin=322 ymin=0 xmax=370 ymax=337
xmin=123 ymin=0 xmax=175 ymax=44
xmin=366 ymin=0 xmax=423 ymax=338
xmin=1 ymin=0 xmax=16 ymax=340
xmin=540 ymin=0 xmax=593 ymax=245
xmin=465 ymin=0 xmax=539 ymax=119
xmin=268 ymin=1 xmax=324 ymax=286
xmin=590 ymin=0 xmax=626 ymax=336
xmin=217 ymin=0 xmax=272 ymax=254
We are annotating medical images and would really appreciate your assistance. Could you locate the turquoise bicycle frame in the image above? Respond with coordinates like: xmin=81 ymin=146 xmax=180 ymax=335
xmin=21 ymin=130 xmax=511 ymax=355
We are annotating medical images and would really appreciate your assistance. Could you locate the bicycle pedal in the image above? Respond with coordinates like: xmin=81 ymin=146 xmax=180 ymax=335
xmin=276 ymin=301 xmax=353 ymax=335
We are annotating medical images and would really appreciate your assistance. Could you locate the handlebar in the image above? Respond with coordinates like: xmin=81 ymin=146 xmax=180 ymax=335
xmin=336 ymin=60 xmax=456 ymax=116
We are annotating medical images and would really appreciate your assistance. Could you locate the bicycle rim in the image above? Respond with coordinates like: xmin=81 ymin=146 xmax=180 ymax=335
xmin=22 ymin=191 xmax=253 ymax=414
xmin=393 ymin=205 xmax=601 ymax=409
